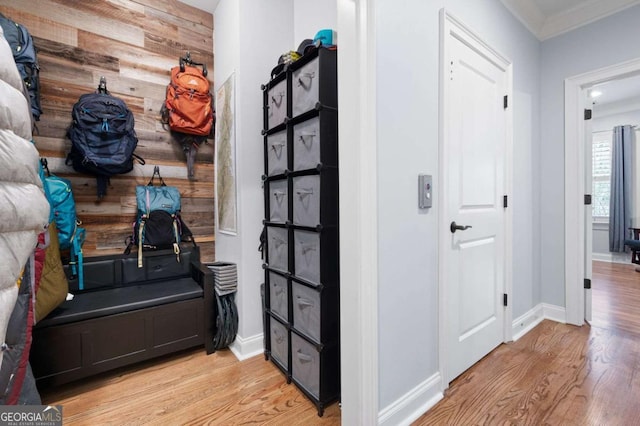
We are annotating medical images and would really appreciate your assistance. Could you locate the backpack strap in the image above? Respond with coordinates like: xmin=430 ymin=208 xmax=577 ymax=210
xmin=184 ymin=144 xmax=197 ymax=181
xmin=73 ymin=234 xmax=84 ymax=291
xmin=70 ymin=227 xmax=86 ymax=290
xmin=172 ymin=215 xmax=181 ymax=263
xmin=148 ymin=165 xmax=166 ymax=187
xmin=138 ymin=219 xmax=146 ymax=268
xmin=96 ymin=175 xmax=109 ymax=200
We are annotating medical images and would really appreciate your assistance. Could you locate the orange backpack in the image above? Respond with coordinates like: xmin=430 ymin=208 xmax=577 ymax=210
xmin=163 ymin=64 xmax=213 ymax=136
xmin=161 ymin=53 xmax=215 ymax=179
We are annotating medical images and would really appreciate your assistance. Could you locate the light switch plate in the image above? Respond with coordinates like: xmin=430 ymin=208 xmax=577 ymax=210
xmin=418 ymin=174 xmax=432 ymax=209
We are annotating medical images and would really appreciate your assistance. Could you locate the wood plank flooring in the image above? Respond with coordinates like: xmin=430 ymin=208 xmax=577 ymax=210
xmin=42 ymin=261 xmax=640 ymax=425
xmin=415 ymin=260 xmax=640 ymax=425
xmin=41 ymin=349 xmax=340 ymax=425
xmin=591 ymin=260 xmax=640 ymax=335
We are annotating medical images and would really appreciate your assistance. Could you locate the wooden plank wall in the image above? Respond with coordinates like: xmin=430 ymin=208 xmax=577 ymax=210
xmin=0 ymin=0 xmax=216 ymax=261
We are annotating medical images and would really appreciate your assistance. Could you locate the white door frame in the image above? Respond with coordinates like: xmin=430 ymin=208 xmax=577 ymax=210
xmin=438 ymin=9 xmax=514 ymax=386
xmin=564 ymin=57 xmax=640 ymax=325
xmin=337 ymin=0 xmax=379 ymax=423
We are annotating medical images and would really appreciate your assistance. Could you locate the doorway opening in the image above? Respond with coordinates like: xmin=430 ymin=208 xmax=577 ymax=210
xmin=588 ymin=75 xmax=640 ymax=330
xmin=564 ymin=57 xmax=640 ymax=325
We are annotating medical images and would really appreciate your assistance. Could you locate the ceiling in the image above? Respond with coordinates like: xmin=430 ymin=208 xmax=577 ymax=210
xmin=179 ymin=1 xmax=640 ymax=40
xmin=500 ymin=0 xmax=640 ymax=40
xmin=179 ymin=0 xmax=219 ymax=14
xmin=590 ymin=73 xmax=640 ymax=118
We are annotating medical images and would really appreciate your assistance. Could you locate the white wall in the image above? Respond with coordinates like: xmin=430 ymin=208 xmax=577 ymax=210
xmin=214 ymin=0 xmax=293 ymax=355
xmin=540 ymin=5 xmax=640 ymax=307
xmin=374 ymin=0 xmax=540 ymax=410
xmin=293 ymin=0 xmax=337 ymax=47
xmin=212 ymin=0 xmax=336 ymax=358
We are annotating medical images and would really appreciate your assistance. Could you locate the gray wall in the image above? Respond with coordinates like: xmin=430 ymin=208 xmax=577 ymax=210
xmin=374 ymin=0 xmax=540 ymax=409
xmin=540 ymin=9 xmax=640 ymax=305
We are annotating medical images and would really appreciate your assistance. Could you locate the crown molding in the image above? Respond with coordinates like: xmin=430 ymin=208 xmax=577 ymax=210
xmin=501 ymin=0 xmax=640 ymax=41
xmin=499 ymin=0 xmax=545 ymax=37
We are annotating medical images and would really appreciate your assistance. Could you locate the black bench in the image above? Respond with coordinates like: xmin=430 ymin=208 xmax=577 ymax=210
xmin=30 ymin=245 xmax=215 ymax=388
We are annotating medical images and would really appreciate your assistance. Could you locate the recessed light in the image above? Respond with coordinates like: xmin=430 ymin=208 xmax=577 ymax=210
xmin=590 ymin=90 xmax=602 ymax=98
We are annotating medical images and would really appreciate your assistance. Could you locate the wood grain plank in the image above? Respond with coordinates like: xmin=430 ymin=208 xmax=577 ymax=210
xmin=0 ymin=6 xmax=78 ymax=47
xmin=2 ymin=0 xmax=145 ymax=47
xmin=43 ymin=157 xmax=214 ymax=183
xmin=144 ymin=31 xmax=213 ymax=65
xmin=54 ymin=0 xmax=181 ymax=42
xmin=133 ymin=0 xmax=214 ymax=29
xmin=119 ymin=61 xmax=171 ymax=86
xmin=35 ymin=37 xmax=120 ymax=73
xmin=77 ymin=29 xmax=177 ymax=71
xmin=144 ymin=4 xmax=213 ymax=38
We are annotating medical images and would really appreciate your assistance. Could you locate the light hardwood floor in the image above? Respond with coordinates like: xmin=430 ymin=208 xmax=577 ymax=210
xmin=41 ymin=349 xmax=340 ymax=425
xmin=415 ymin=260 xmax=640 ymax=425
xmin=43 ymin=261 xmax=640 ymax=425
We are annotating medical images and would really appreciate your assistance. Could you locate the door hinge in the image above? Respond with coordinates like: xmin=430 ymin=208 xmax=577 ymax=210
xmin=584 ymin=109 xmax=592 ymax=120
xmin=584 ymin=278 xmax=591 ymax=289
xmin=584 ymin=194 xmax=592 ymax=205
xmin=503 ymin=293 xmax=508 ymax=306
xmin=503 ymin=195 xmax=508 ymax=208
xmin=503 ymin=95 xmax=508 ymax=109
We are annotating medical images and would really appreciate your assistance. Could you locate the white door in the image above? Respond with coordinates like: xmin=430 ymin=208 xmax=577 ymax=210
xmin=443 ymin=21 xmax=510 ymax=383
xmin=584 ymin=103 xmax=593 ymax=322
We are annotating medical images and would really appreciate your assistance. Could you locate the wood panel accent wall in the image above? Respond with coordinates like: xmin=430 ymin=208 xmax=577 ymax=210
xmin=0 ymin=0 xmax=216 ymax=261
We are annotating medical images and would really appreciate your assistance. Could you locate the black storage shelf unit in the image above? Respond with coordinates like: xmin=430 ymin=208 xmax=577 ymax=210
xmin=261 ymin=46 xmax=339 ymax=417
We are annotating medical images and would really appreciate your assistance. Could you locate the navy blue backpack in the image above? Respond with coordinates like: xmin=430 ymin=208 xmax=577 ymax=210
xmin=66 ymin=79 xmax=143 ymax=199
xmin=0 ymin=12 xmax=42 ymax=120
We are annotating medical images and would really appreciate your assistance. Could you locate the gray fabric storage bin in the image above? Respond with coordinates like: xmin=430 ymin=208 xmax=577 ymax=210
xmin=291 ymin=333 xmax=320 ymax=398
xmin=294 ymin=230 xmax=320 ymax=284
xmin=292 ymin=175 xmax=320 ymax=227
xmin=267 ymin=227 xmax=288 ymax=272
xmin=267 ymin=79 xmax=287 ymax=129
xmin=267 ymin=130 xmax=287 ymax=175
xmin=270 ymin=319 xmax=289 ymax=369
xmin=292 ymin=281 xmax=321 ymax=342
xmin=292 ymin=57 xmax=319 ymax=117
xmin=269 ymin=272 xmax=288 ymax=321
xmin=293 ymin=117 xmax=320 ymax=171
xmin=269 ymin=179 xmax=288 ymax=223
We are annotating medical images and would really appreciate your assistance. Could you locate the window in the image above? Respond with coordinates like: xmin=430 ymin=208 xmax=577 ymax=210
xmin=592 ymin=132 xmax=612 ymax=219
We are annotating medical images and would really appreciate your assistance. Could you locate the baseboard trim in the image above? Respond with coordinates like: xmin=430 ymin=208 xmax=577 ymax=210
xmin=542 ymin=303 xmax=566 ymax=323
xmin=593 ymin=253 xmax=630 ymax=264
xmin=229 ymin=333 xmax=264 ymax=361
xmin=378 ymin=373 xmax=443 ymax=426
xmin=378 ymin=303 xmax=569 ymax=423
xmin=511 ymin=304 xmax=544 ymax=341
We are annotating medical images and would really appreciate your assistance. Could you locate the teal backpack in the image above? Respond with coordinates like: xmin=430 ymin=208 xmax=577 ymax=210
xmin=40 ymin=159 xmax=86 ymax=290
